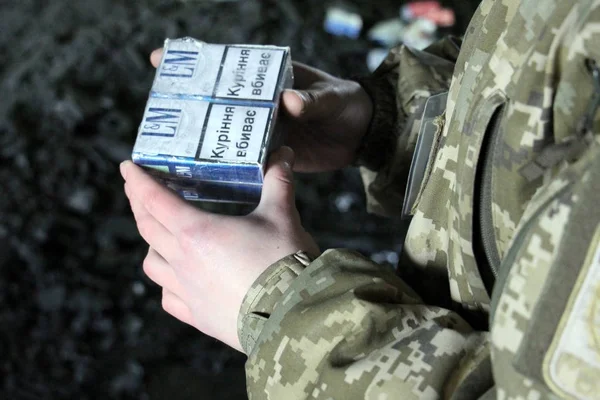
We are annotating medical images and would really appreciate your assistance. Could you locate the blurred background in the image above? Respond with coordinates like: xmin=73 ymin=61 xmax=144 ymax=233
xmin=0 ymin=0 xmax=480 ymax=398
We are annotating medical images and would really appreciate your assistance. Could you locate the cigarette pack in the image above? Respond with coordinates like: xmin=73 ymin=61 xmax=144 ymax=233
xmin=132 ymin=37 xmax=293 ymax=203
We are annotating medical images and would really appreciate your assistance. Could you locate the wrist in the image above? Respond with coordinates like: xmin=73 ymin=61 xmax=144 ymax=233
xmin=237 ymin=251 xmax=312 ymax=355
xmin=352 ymin=74 xmax=399 ymax=171
xmin=353 ymin=82 xmax=374 ymax=148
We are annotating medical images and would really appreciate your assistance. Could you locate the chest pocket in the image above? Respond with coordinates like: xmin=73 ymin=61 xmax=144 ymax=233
xmin=490 ymin=144 xmax=600 ymax=400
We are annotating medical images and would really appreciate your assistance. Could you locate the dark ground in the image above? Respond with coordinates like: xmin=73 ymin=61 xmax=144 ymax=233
xmin=0 ymin=1 xmax=479 ymax=399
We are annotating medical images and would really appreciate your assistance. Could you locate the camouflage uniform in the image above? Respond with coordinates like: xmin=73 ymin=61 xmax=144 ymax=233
xmin=238 ymin=0 xmax=600 ymax=398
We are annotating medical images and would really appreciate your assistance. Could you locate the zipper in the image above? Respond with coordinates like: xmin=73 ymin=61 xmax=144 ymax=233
xmin=578 ymin=58 xmax=600 ymax=135
xmin=473 ymin=105 xmax=505 ymax=294
xmin=489 ymin=183 xmax=572 ymax=320
xmin=479 ymin=108 xmax=504 ymax=278
xmin=488 ymin=58 xmax=598 ymax=317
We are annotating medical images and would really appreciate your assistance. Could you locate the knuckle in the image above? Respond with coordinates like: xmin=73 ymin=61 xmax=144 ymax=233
xmin=136 ymin=217 xmax=153 ymax=241
xmin=178 ymin=219 xmax=211 ymax=254
xmin=178 ymin=225 xmax=199 ymax=254
xmin=142 ymin=256 xmax=162 ymax=286
xmin=161 ymin=296 xmax=173 ymax=314
xmin=344 ymin=79 xmax=362 ymax=92
xmin=304 ymin=90 xmax=319 ymax=106
xmin=142 ymin=255 xmax=154 ymax=277
xmin=274 ymin=169 xmax=294 ymax=186
xmin=143 ymin=186 xmax=162 ymax=215
xmin=329 ymin=82 xmax=346 ymax=99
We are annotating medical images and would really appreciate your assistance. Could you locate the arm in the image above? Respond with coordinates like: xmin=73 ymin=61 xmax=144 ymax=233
xmin=240 ymin=248 xmax=491 ymax=399
xmin=357 ymin=37 xmax=462 ymax=217
xmin=239 ymin=32 xmax=489 ymax=400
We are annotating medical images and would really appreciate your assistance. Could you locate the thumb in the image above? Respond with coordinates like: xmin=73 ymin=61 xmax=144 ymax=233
xmin=257 ymin=146 xmax=296 ymax=212
xmin=282 ymin=88 xmax=336 ymax=121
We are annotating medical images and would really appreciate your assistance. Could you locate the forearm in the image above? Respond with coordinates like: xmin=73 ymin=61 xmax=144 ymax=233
xmin=356 ymin=37 xmax=461 ymax=217
xmin=239 ymin=249 xmax=490 ymax=399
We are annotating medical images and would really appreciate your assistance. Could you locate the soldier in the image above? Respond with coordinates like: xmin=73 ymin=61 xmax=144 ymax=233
xmin=121 ymin=0 xmax=600 ymax=398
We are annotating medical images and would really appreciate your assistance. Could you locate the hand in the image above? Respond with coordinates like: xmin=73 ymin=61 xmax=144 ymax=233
xmin=121 ymin=147 xmax=319 ymax=352
xmin=149 ymin=50 xmax=373 ymax=172
xmin=280 ymin=62 xmax=374 ymax=172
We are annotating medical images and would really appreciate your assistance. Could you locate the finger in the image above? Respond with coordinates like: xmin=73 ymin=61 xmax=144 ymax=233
xmin=121 ymin=161 xmax=204 ymax=237
xmin=142 ymin=248 xmax=182 ymax=293
xmin=292 ymin=62 xmax=333 ymax=88
xmin=150 ymin=48 xmax=164 ymax=68
xmin=256 ymin=147 xmax=296 ymax=213
xmin=162 ymin=287 xmax=194 ymax=326
xmin=281 ymin=90 xmax=305 ymax=118
xmin=126 ymin=183 xmax=182 ymax=262
xmin=281 ymin=87 xmax=339 ymax=121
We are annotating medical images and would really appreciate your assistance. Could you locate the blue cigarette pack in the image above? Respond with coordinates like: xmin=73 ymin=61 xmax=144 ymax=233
xmin=132 ymin=37 xmax=293 ymax=203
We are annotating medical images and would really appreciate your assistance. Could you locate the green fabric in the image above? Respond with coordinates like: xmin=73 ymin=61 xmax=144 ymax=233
xmin=238 ymin=0 xmax=600 ymax=398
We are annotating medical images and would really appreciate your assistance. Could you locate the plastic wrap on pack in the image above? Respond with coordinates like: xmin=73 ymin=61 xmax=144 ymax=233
xmin=132 ymin=37 xmax=293 ymax=203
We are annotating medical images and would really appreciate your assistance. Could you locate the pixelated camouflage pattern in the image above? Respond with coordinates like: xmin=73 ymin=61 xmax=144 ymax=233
xmin=238 ymin=252 xmax=310 ymax=355
xmin=238 ymin=0 xmax=600 ymax=398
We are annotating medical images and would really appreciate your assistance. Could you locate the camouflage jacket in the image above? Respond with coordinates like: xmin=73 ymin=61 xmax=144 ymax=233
xmin=238 ymin=0 xmax=600 ymax=398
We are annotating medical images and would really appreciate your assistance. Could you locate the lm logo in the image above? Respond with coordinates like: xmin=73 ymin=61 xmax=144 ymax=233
xmin=160 ymin=50 xmax=200 ymax=78
xmin=141 ymin=108 xmax=182 ymax=138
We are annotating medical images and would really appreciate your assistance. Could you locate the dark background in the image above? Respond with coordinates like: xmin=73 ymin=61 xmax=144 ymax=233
xmin=0 ymin=1 xmax=479 ymax=398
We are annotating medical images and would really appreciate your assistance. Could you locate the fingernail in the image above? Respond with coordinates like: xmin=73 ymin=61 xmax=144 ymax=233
xmin=120 ymin=161 xmax=127 ymax=179
xmin=151 ymin=48 xmax=162 ymax=58
xmin=279 ymin=146 xmax=295 ymax=170
xmin=291 ymin=90 xmax=307 ymax=106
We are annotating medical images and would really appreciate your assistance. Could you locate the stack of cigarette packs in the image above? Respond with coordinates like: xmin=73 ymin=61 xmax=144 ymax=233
xmin=132 ymin=37 xmax=293 ymax=203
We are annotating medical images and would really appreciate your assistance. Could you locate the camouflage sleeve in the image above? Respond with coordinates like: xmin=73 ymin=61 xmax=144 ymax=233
xmin=356 ymin=38 xmax=461 ymax=217
xmin=238 ymin=249 xmax=492 ymax=399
